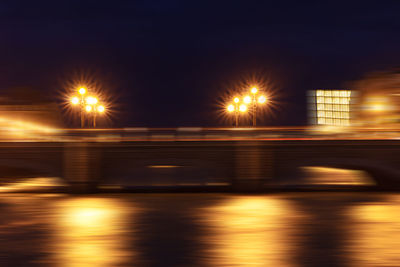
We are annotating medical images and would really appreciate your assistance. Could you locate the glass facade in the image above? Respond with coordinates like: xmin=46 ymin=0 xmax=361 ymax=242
xmin=309 ymin=90 xmax=352 ymax=126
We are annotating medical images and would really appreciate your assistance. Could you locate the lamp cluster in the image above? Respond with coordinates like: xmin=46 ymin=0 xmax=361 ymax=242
xmin=70 ymin=87 xmax=106 ymax=128
xmin=226 ymin=87 xmax=267 ymax=127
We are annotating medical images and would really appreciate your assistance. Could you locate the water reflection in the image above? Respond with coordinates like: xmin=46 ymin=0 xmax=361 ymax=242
xmin=2 ymin=193 xmax=400 ymax=266
xmin=51 ymin=197 xmax=134 ymax=267
xmin=349 ymin=194 xmax=400 ymax=266
xmin=202 ymin=196 xmax=303 ymax=266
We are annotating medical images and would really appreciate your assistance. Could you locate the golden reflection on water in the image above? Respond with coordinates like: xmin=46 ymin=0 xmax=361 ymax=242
xmin=349 ymin=195 xmax=400 ymax=267
xmin=202 ymin=196 xmax=302 ymax=266
xmin=51 ymin=197 xmax=134 ymax=267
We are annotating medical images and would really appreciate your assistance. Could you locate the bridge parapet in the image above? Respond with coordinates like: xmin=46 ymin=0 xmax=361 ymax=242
xmin=0 ymin=138 xmax=399 ymax=192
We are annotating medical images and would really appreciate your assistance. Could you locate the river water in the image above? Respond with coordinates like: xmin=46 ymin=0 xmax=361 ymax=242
xmin=0 ymin=192 xmax=399 ymax=266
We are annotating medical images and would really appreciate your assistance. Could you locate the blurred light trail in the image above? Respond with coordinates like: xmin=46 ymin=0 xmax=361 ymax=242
xmin=0 ymin=116 xmax=60 ymax=134
xmin=0 ymin=177 xmax=65 ymax=192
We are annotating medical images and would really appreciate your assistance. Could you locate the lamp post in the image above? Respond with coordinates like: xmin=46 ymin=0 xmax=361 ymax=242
xmin=227 ymin=97 xmax=247 ymax=127
xmin=70 ymin=87 xmax=107 ymax=128
xmin=94 ymin=105 xmax=105 ymax=128
xmin=92 ymin=104 xmax=105 ymax=128
xmin=85 ymin=100 xmax=106 ymax=128
xmin=243 ymin=87 xmax=267 ymax=127
xmin=79 ymin=87 xmax=86 ymax=128
xmin=233 ymin=97 xmax=240 ymax=126
xmin=71 ymin=87 xmax=87 ymax=128
xmin=86 ymin=96 xmax=98 ymax=127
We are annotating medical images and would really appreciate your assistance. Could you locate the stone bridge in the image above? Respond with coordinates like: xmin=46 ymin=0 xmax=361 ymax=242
xmin=1 ymin=136 xmax=400 ymax=192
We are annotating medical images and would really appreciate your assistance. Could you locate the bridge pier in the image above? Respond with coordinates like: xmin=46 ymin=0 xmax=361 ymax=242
xmin=232 ymin=141 xmax=273 ymax=192
xmin=63 ymin=143 xmax=101 ymax=193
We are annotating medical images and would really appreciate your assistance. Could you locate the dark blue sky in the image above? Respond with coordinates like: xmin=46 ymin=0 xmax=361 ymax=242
xmin=1 ymin=1 xmax=400 ymax=127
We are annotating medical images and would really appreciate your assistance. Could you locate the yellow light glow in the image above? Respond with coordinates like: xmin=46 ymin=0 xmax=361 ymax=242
xmin=251 ymin=87 xmax=258 ymax=94
xmin=258 ymin=95 xmax=267 ymax=104
xmin=53 ymin=198 xmax=133 ymax=266
xmin=71 ymin=96 xmax=79 ymax=105
xmin=349 ymin=197 xmax=400 ymax=266
xmin=86 ymin=96 xmax=98 ymax=105
xmin=79 ymin=87 xmax=87 ymax=95
xmin=227 ymin=104 xmax=235 ymax=112
xmin=239 ymin=104 xmax=247 ymax=112
xmin=243 ymin=95 xmax=251 ymax=104
xmin=202 ymin=197 xmax=302 ymax=266
xmin=233 ymin=97 xmax=240 ymax=103
xmin=370 ymin=104 xmax=386 ymax=112
xmin=97 ymin=105 xmax=105 ymax=113
xmin=85 ymin=105 xmax=92 ymax=112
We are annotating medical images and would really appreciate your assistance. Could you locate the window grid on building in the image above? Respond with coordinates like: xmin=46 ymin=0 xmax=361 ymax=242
xmin=314 ymin=90 xmax=351 ymax=126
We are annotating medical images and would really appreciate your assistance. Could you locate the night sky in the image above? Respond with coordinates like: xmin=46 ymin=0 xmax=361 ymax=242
xmin=1 ymin=1 xmax=400 ymax=127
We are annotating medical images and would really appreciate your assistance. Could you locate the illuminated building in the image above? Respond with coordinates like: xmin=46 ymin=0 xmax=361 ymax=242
xmin=351 ymin=69 xmax=400 ymax=126
xmin=308 ymin=89 xmax=353 ymax=126
xmin=0 ymin=87 xmax=63 ymax=128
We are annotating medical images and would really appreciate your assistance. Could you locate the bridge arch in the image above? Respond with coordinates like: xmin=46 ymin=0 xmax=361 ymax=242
xmin=278 ymin=157 xmax=400 ymax=188
xmin=0 ymin=158 xmax=62 ymax=179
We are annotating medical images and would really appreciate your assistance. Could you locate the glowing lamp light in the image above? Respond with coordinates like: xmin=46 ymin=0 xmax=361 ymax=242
xmin=258 ymin=95 xmax=267 ymax=104
xmin=79 ymin=87 xmax=87 ymax=95
xmin=97 ymin=105 xmax=105 ymax=113
xmin=86 ymin=96 xmax=98 ymax=105
xmin=243 ymin=95 xmax=251 ymax=104
xmin=239 ymin=104 xmax=247 ymax=112
xmin=234 ymin=97 xmax=240 ymax=103
xmin=227 ymin=104 xmax=235 ymax=112
xmin=251 ymin=87 xmax=258 ymax=94
xmin=85 ymin=105 xmax=92 ymax=112
xmin=71 ymin=96 xmax=79 ymax=105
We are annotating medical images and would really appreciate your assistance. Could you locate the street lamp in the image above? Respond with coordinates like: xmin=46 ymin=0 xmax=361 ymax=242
xmin=93 ymin=103 xmax=105 ymax=128
xmin=79 ymin=87 xmax=87 ymax=127
xmin=227 ymin=97 xmax=247 ymax=127
xmin=86 ymin=96 xmax=98 ymax=105
xmin=239 ymin=104 xmax=247 ymax=112
xmin=97 ymin=105 xmax=105 ymax=113
xmin=258 ymin=95 xmax=267 ymax=104
xmin=71 ymin=96 xmax=79 ymax=105
xmin=243 ymin=95 xmax=252 ymax=105
xmin=71 ymin=87 xmax=87 ymax=128
xmin=70 ymin=87 xmax=108 ymax=128
xmin=246 ymin=86 xmax=267 ymax=126
xmin=79 ymin=87 xmax=86 ymax=95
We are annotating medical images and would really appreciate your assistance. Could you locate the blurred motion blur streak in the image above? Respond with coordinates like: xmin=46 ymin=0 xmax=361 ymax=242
xmin=0 ymin=177 xmax=65 ymax=192
xmin=201 ymin=196 xmax=303 ymax=266
xmin=348 ymin=195 xmax=400 ymax=267
xmin=301 ymin=166 xmax=374 ymax=186
xmin=51 ymin=197 xmax=134 ymax=266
